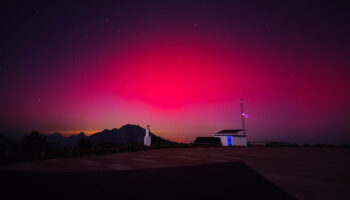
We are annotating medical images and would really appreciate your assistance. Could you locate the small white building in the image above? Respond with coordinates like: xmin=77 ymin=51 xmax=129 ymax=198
xmin=144 ymin=125 xmax=151 ymax=146
xmin=213 ymin=129 xmax=247 ymax=147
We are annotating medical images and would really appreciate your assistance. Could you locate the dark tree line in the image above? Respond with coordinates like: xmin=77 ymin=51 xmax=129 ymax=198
xmin=22 ymin=131 xmax=47 ymax=152
xmin=21 ymin=131 xmax=92 ymax=152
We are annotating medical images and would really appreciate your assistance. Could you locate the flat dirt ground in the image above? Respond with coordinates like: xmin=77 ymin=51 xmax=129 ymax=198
xmin=1 ymin=147 xmax=350 ymax=199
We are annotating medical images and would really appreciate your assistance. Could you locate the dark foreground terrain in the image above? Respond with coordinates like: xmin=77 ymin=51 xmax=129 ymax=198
xmin=1 ymin=147 xmax=350 ymax=199
xmin=0 ymin=161 xmax=294 ymax=200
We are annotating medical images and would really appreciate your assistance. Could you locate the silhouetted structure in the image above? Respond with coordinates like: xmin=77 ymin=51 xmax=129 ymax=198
xmin=194 ymin=137 xmax=221 ymax=146
xmin=144 ymin=125 xmax=151 ymax=146
xmin=213 ymin=129 xmax=247 ymax=146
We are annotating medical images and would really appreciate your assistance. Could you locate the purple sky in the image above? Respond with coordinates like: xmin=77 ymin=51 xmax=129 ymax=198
xmin=0 ymin=1 xmax=350 ymax=144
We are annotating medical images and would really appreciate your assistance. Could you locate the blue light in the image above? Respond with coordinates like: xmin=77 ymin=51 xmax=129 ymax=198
xmin=227 ymin=136 xmax=232 ymax=146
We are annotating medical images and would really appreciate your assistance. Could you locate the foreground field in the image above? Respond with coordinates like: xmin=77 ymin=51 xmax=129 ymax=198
xmin=1 ymin=162 xmax=295 ymax=200
xmin=1 ymin=147 xmax=350 ymax=199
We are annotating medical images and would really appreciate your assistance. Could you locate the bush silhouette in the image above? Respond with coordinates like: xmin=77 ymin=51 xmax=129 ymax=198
xmin=77 ymin=138 xmax=91 ymax=150
xmin=23 ymin=131 xmax=47 ymax=152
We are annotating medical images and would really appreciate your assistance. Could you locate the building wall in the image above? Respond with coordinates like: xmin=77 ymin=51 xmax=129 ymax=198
xmin=217 ymin=136 xmax=228 ymax=146
xmin=214 ymin=135 xmax=247 ymax=147
xmin=232 ymin=136 xmax=247 ymax=147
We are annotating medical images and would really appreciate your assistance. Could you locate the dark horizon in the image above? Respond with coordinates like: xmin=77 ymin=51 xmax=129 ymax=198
xmin=1 ymin=125 xmax=348 ymax=145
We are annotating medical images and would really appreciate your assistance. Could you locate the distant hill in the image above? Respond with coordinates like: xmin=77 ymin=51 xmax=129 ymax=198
xmin=89 ymin=128 xmax=120 ymax=145
xmin=0 ymin=134 xmax=19 ymax=152
xmin=89 ymin=124 xmax=172 ymax=146
xmin=0 ymin=124 xmax=175 ymax=150
xmin=44 ymin=124 xmax=173 ymax=147
xmin=46 ymin=132 xmax=88 ymax=147
xmin=66 ymin=132 xmax=88 ymax=146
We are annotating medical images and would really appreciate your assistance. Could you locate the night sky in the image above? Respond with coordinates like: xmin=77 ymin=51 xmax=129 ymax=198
xmin=1 ymin=0 xmax=350 ymax=144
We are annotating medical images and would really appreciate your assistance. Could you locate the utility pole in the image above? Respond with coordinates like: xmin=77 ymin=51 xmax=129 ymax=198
xmin=240 ymin=99 xmax=246 ymax=135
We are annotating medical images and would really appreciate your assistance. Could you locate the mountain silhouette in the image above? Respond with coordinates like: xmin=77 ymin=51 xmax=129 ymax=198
xmin=89 ymin=128 xmax=120 ymax=145
xmin=45 ymin=133 xmax=65 ymax=144
xmin=0 ymin=124 xmax=174 ymax=151
xmin=66 ymin=132 xmax=88 ymax=146
xmin=46 ymin=132 xmax=87 ymax=147
xmin=0 ymin=134 xmax=18 ymax=152
xmin=43 ymin=124 xmax=172 ymax=147
xmin=89 ymin=124 xmax=171 ymax=145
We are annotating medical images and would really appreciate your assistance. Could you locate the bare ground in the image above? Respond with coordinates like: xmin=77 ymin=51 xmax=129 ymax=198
xmin=1 ymin=147 xmax=349 ymax=199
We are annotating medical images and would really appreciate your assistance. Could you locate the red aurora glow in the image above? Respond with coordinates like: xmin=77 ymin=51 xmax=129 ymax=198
xmin=110 ymin=34 xmax=243 ymax=109
xmin=1 ymin=1 xmax=350 ymax=144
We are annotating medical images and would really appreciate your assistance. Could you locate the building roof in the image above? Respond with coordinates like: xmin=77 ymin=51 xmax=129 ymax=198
xmin=217 ymin=129 xmax=243 ymax=134
xmin=214 ymin=129 xmax=244 ymax=136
